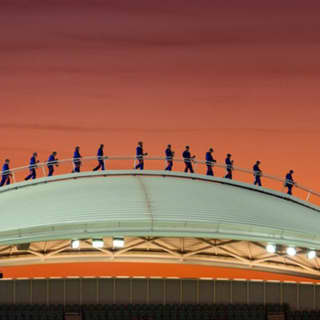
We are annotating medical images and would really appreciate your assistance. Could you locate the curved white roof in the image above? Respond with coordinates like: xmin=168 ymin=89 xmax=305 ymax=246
xmin=0 ymin=170 xmax=319 ymax=249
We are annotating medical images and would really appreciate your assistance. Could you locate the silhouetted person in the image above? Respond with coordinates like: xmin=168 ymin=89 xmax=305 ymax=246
xmin=285 ymin=170 xmax=295 ymax=195
xmin=135 ymin=141 xmax=148 ymax=170
xmin=165 ymin=144 xmax=174 ymax=171
xmin=72 ymin=146 xmax=82 ymax=173
xmin=25 ymin=152 xmax=39 ymax=180
xmin=0 ymin=159 xmax=11 ymax=187
xmin=47 ymin=152 xmax=58 ymax=177
xmin=224 ymin=153 xmax=233 ymax=179
xmin=183 ymin=146 xmax=195 ymax=173
xmin=205 ymin=148 xmax=216 ymax=176
xmin=253 ymin=160 xmax=262 ymax=186
xmin=93 ymin=144 xmax=105 ymax=171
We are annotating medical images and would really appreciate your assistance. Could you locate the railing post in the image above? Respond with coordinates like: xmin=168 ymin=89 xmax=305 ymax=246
xmin=12 ymin=172 xmax=16 ymax=183
xmin=41 ymin=165 xmax=46 ymax=177
xmin=306 ymin=192 xmax=311 ymax=202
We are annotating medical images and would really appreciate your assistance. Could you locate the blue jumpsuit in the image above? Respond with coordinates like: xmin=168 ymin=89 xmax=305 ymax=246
xmin=253 ymin=164 xmax=262 ymax=186
xmin=73 ymin=150 xmax=82 ymax=173
xmin=25 ymin=156 xmax=37 ymax=180
xmin=225 ymin=157 xmax=232 ymax=179
xmin=183 ymin=150 xmax=194 ymax=173
xmin=135 ymin=146 xmax=144 ymax=170
xmin=205 ymin=152 xmax=215 ymax=176
xmin=47 ymin=154 xmax=57 ymax=176
xmin=0 ymin=163 xmax=10 ymax=186
xmin=165 ymin=148 xmax=173 ymax=171
xmin=285 ymin=173 xmax=294 ymax=195
xmin=93 ymin=147 xmax=105 ymax=171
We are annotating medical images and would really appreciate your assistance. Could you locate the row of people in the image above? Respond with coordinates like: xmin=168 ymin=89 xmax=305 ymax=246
xmin=0 ymin=142 xmax=296 ymax=195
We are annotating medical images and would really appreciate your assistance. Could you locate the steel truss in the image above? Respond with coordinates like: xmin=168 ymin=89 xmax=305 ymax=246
xmin=0 ymin=237 xmax=319 ymax=279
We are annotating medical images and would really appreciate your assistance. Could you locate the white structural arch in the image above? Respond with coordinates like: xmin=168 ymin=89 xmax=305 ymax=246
xmin=1 ymin=170 xmax=320 ymax=278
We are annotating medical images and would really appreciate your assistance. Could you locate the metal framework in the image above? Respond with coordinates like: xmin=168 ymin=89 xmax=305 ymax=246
xmin=1 ymin=236 xmax=320 ymax=279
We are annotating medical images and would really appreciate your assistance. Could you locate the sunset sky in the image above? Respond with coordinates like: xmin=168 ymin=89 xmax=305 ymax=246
xmin=1 ymin=0 xmax=320 ymax=196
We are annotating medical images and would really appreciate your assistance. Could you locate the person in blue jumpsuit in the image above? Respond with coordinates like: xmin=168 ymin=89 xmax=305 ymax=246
xmin=183 ymin=146 xmax=195 ymax=173
xmin=165 ymin=144 xmax=174 ymax=171
xmin=135 ymin=141 xmax=148 ymax=170
xmin=224 ymin=153 xmax=233 ymax=179
xmin=0 ymin=159 xmax=11 ymax=187
xmin=93 ymin=144 xmax=105 ymax=171
xmin=72 ymin=146 xmax=82 ymax=173
xmin=47 ymin=152 xmax=58 ymax=177
xmin=25 ymin=152 xmax=39 ymax=180
xmin=253 ymin=160 xmax=262 ymax=186
xmin=205 ymin=148 xmax=216 ymax=176
xmin=285 ymin=170 xmax=295 ymax=195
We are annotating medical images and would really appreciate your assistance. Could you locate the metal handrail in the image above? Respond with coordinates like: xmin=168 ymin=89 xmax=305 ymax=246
xmin=1 ymin=155 xmax=319 ymax=203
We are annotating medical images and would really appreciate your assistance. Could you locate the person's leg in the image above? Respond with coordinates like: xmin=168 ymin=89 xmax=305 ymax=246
xmin=207 ymin=165 xmax=213 ymax=176
xmin=258 ymin=176 xmax=262 ymax=186
xmin=32 ymin=169 xmax=36 ymax=179
xmin=6 ymin=176 xmax=10 ymax=185
xmin=25 ymin=170 xmax=33 ymax=180
xmin=288 ymin=185 xmax=292 ymax=195
xmin=184 ymin=162 xmax=188 ymax=172
xmin=135 ymin=158 xmax=142 ymax=170
xmin=101 ymin=160 xmax=105 ymax=171
xmin=186 ymin=163 xmax=193 ymax=173
xmin=165 ymin=160 xmax=172 ymax=171
xmin=48 ymin=166 xmax=54 ymax=176
xmin=140 ymin=160 xmax=144 ymax=170
xmin=74 ymin=164 xmax=80 ymax=173
xmin=0 ymin=176 xmax=6 ymax=187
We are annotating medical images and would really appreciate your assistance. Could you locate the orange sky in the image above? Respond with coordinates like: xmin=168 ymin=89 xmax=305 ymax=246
xmin=1 ymin=0 xmax=320 ymax=198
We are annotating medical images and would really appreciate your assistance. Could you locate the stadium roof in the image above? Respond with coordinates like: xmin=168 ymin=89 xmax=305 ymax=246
xmin=0 ymin=170 xmax=319 ymax=246
xmin=1 ymin=170 xmax=320 ymax=278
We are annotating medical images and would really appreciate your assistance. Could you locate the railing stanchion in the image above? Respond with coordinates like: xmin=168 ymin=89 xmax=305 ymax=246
xmin=12 ymin=172 xmax=16 ymax=183
xmin=41 ymin=165 xmax=46 ymax=177
xmin=306 ymin=192 xmax=311 ymax=202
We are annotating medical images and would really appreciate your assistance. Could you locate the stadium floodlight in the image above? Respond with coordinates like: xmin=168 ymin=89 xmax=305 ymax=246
xmin=113 ymin=237 xmax=125 ymax=248
xmin=266 ymin=244 xmax=276 ymax=254
xmin=92 ymin=239 xmax=104 ymax=248
xmin=71 ymin=240 xmax=80 ymax=249
xmin=286 ymin=246 xmax=296 ymax=256
xmin=307 ymin=250 xmax=316 ymax=260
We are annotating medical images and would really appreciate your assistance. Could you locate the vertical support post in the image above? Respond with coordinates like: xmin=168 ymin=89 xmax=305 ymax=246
xmin=96 ymin=278 xmax=99 ymax=304
xmin=196 ymin=280 xmax=199 ymax=304
xmin=12 ymin=172 xmax=16 ymax=183
xmin=47 ymin=278 xmax=49 ymax=306
xmin=146 ymin=278 xmax=150 ymax=305
xmin=41 ymin=165 xmax=46 ymax=177
xmin=306 ymin=192 xmax=311 ymax=202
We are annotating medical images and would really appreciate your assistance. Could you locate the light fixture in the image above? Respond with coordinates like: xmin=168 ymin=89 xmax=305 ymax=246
xmin=266 ymin=244 xmax=276 ymax=254
xmin=92 ymin=239 xmax=104 ymax=248
xmin=113 ymin=237 xmax=125 ymax=248
xmin=286 ymin=246 xmax=296 ymax=256
xmin=71 ymin=240 xmax=80 ymax=249
xmin=307 ymin=250 xmax=316 ymax=260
